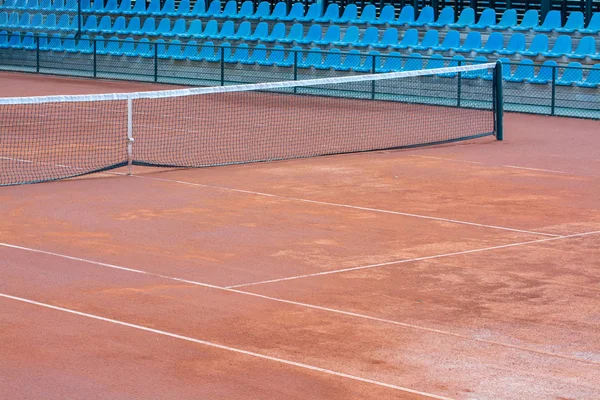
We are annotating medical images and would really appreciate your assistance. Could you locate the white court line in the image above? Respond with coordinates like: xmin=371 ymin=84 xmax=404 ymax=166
xmin=2 ymin=232 xmax=600 ymax=366
xmin=0 ymin=293 xmax=453 ymax=400
xmin=227 ymin=230 xmax=600 ymax=288
xmin=133 ymin=175 xmax=560 ymax=237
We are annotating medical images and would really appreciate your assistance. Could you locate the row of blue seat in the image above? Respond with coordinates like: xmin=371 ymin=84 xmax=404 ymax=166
xmin=1 ymin=30 xmax=598 ymax=88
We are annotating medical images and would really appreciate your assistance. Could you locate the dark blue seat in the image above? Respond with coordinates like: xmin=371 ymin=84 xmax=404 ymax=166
xmin=528 ymin=60 xmax=558 ymax=84
xmin=555 ymin=11 xmax=584 ymax=33
xmin=413 ymin=30 xmax=438 ymax=50
xmin=534 ymin=10 xmax=561 ymax=32
xmin=432 ymin=30 xmax=460 ymax=51
xmin=332 ymin=25 xmax=358 ymax=46
xmin=409 ymin=6 xmax=434 ymax=27
xmin=390 ymin=5 xmax=415 ymax=26
xmin=371 ymin=27 xmax=398 ymax=49
xmin=575 ymin=64 xmax=600 ymax=87
xmin=448 ymin=7 xmax=474 ymax=28
xmin=497 ymin=33 xmax=525 ymax=55
xmin=469 ymin=8 xmax=495 ymax=29
xmin=429 ymin=6 xmax=454 ymax=28
xmin=519 ymin=34 xmax=548 ymax=56
xmin=567 ymin=36 xmax=595 ymax=59
xmin=476 ymin=32 xmax=503 ymax=54
xmin=556 ymin=62 xmax=583 ymax=85
xmin=390 ymin=28 xmax=417 ymax=50
xmin=541 ymin=35 xmax=572 ymax=57
xmin=505 ymin=59 xmax=534 ymax=82
xmin=513 ymin=10 xmax=538 ymax=31
xmin=490 ymin=9 xmax=517 ymax=30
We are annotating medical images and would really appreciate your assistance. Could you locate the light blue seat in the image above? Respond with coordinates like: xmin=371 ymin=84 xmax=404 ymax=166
xmin=277 ymin=45 xmax=301 ymax=67
xmin=568 ymin=36 xmax=595 ymax=59
xmin=116 ymin=37 xmax=134 ymax=56
xmin=159 ymin=39 xmax=181 ymax=58
xmin=497 ymin=33 xmax=525 ymax=55
xmin=157 ymin=0 xmax=174 ymax=16
xmin=476 ymin=32 xmax=503 ymax=54
xmin=409 ymin=6 xmax=433 ymax=27
xmin=198 ymin=19 xmax=217 ymax=38
xmin=352 ymin=26 xmax=377 ymax=48
xmin=200 ymin=0 xmax=220 ymax=17
xmin=103 ymin=0 xmax=117 ymax=13
xmin=215 ymin=0 xmax=236 ymax=19
xmin=315 ymin=48 xmax=341 ymax=70
xmin=462 ymin=56 xmax=489 ymax=79
xmin=390 ymin=28 xmax=417 ymax=50
xmin=7 ymin=31 xmax=20 ymax=48
xmin=334 ymin=49 xmax=361 ymax=71
xmin=244 ymin=21 xmax=268 ymax=41
xmin=432 ymin=30 xmax=460 ymax=51
xmin=505 ymin=59 xmax=534 ymax=82
xmin=469 ymin=8 xmax=495 ymax=29
xmin=541 ymin=35 xmax=571 ymax=57
xmin=371 ymin=5 xmax=395 ymax=26
xmin=0 ymin=0 xmax=15 ymax=9
xmin=242 ymin=43 xmax=266 ymax=64
xmin=438 ymin=54 xmax=465 ymax=77
xmin=140 ymin=39 xmax=158 ymax=58
xmin=377 ymin=51 xmax=402 ymax=72
xmin=448 ymin=7 xmax=474 ymax=28
xmin=351 ymin=4 xmax=376 ymax=25
xmin=182 ymin=0 xmax=204 ymax=17
xmin=135 ymin=17 xmax=156 ymax=35
xmin=261 ymin=22 xmax=284 ymax=42
xmin=332 ymin=25 xmax=358 ymax=46
xmin=163 ymin=18 xmax=186 ymax=37
xmin=179 ymin=19 xmax=201 ymax=38
xmin=0 ymin=30 xmax=8 ymax=48
xmin=278 ymin=22 xmax=302 ymax=44
xmin=314 ymin=25 xmax=339 ymax=45
xmin=133 ymin=38 xmax=152 ymax=56
xmin=490 ymin=9 xmax=516 ymax=30
xmin=534 ymin=10 xmax=561 ymax=32
xmin=38 ymin=0 xmax=51 ymax=10
xmin=232 ymin=1 xmax=253 ymax=19
xmin=0 ymin=12 xmax=7 ymax=26
xmin=212 ymin=19 xmax=234 ymax=39
xmin=112 ymin=16 xmax=126 ymax=34
xmin=575 ymin=64 xmax=600 ymax=87
xmin=230 ymin=20 xmax=251 ymax=40
xmin=315 ymin=3 xmax=338 ymax=23
xmin=413 ymin=29 xmax=438 ymax=50
xmin=488 ymin=58 xmax=512 ymax=81
xmin=16 ymin=12 xmax=29 ymax=28
xmin=124 ymin=16 xmax=140 ymax=34
xmin=6 ymin=12 xmax=19 ymax=27
xmin=114 ymin=0 xmax=130 ymax=14
xmin=247 ymin=1 xmax=269 ymax=20
xmin=42 ymin=13 xmax=56 ymax=29
xmin=425 ymin=54 xmax=444 ymax=69
xmin=332 ymin=4 xmax=357 ymax=24
xmin=92 ymin=36 xmax=105 ymax=54
xmin=513 ymin=9 xmax=538 ymax=31
xmin=296 ymin=3 xmax=320 ymax=22
xmin=256 ymin=44 xmax=284 ymax=66
xmin=30 ymin=13 xmax=43 ymax=27
xmin=356 ymin=50 xmax=380 ymax=72
xmin=153 ymin=39 xmax=167 ymax=57
xmin=11 ymin=0 xmax=23 ymax=10
xmin=279 ymin=2 xmax=304 ymax=22
xmin=429 ymin=6 xmax=454 ymax=28
xmin=556 ymin=62 xmax=583 ymax=85
xmin=390 ymin=5 xmax=415 ymax=26
xmin=58 ymin=33 xmax=76 ymax=51
xmin=262 ymin=2 xmax=286 ymax=21
xmin=167 ymin=0 xmax=187 ymax=16
xmin=519 ymin=34 xmax=548 ymax=56
xmin=403 ymin=54 xmax=422 ymax=71
xmin=88 ymin=0 xmax=104 ymax=13
xmin=299 ymin=47 xmax=322 ymax=68
xmin=175 ymin=40 xmax=198 ymax=60
xmin=56 ymin=14 xmax=73 ymax=32
xmin=529 ymin=60 xmax=558 ymax=84
xmin=139 ymin=0 xmax=160 ymax=16
xmin=193 ymin=41 xmax=216 ymax=60
xmin=73 ymin=34 xmax=93 ymax=53
xmin=98 ymin=36 xmax=120 ymax=55
xmin=82 ymin=15 xmax=96 ymax=32
xmin=580 ymin=13 xmax=600 ymax=34
xmin=18 ymin=31 xmax=35 ymax=49
xmin=372 ymin=27 xmax=398 ymax=49
xmin=592 ymin=50 xmax=600 ymax=61
xmin=89 ymin=15 xmax=110 ymax=34
xmin=452 ymin=31 xmax=481 ymax=53
xmin=556 ymin=11 xmax=584 ymax=33
xmin=297 ymin=23 xmax=320 ymax=45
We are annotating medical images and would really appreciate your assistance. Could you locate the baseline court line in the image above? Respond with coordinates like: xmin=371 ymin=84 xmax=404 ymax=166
xmin=0 ymin=293 xmax=453 ymax=400
xmin=133 ymin=175 xmax=561 ymax=237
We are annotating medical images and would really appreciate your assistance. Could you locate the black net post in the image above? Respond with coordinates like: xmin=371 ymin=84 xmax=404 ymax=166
xmin=494 ymin=61 xmax=504 ymax=141
xmin=551 ymin=65 xmax=557 ymax=116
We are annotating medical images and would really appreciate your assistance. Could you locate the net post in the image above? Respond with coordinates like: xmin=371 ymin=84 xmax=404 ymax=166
xmin=370 ymin=54 xmax=376 ymax=100
xmin=93 ymin=38 xmax=97 ymax=78
xmin=154 ymin=43 xmax=158 ymax=83
xmin=494 ymin=61 xmax=504 ymax=141
xmin=457 ymin=59 xmax=462 ymax=107
xmin=551 ymin=65 xmax=556 ymax=116
xmin=35 ymin=34 xmax=40 ymax=73
xmin=127 ymin=97 xmax=134 ymax=175
xmin=220 ymin=46 xmax=225 ymax=86
xmin=293 ymin=50 xmax=297 ymax=94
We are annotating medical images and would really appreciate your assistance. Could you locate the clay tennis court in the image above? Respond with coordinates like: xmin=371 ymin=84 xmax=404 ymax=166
xmin=1 ymin=71 xmax=599 ymax=399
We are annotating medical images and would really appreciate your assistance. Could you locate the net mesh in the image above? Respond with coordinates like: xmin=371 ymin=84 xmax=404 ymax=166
xmin=1 ymin=63 xmax=500 ymax=186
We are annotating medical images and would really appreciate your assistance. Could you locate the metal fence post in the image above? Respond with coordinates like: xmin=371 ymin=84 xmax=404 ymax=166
xmin=220 ymin=46 xmax=225 ymax=86
xmin=494 ymin=61 xmax=504 ymax=141
xmin=551 ymin=65 xmax=556 ymax=116
xmin=293 ymin=50 xmax=297 ymax=94
xmin=77 ymin=0 xmax=82 ymax=37
xmin=154 ymin=43 xmax=158 ymax=82
xmin=457 ymin=60 xmax=462 ymax=107
xmin=93 ymin=38 xmax=97 ymax=78
xmin=371 ymin=54 xmax=376 ymax=100
xmin=35 ymin=35 xmax=40 ymax=73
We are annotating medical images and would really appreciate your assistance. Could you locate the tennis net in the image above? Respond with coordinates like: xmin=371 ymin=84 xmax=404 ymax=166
xmin=0 ymin=62 xmax=503 ymax=186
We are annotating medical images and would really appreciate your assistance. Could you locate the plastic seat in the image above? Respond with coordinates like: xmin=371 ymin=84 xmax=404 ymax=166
xmin=278 ymin=46 xmax=301 ymax=67
xmin=139 ymin=0 xmax=160 ymax=16
xmin=135 ymin=17 xmax=156 ymax=35
xmin=6 ymin=12 xmax=19 ymax=27
xmin=73 ymin=34 xmax=93 ymax=54
xmin=580 ymin=13 xmax=600 ymax=34
xmin=229 ymin=20 xmax=250 ymax=40
xmin=528 ymin=60 xmax=558 ymax=84
xmin=18 ymin=31 xmax=35 ymax=49
xmin=409 ymin=6 xmax=433 ymax=27
xmin=164 ymin=18 xmax=186 ymax=37
xmin=476 ymin=32 xmax=503 ymax=54
xmin=175 ymin=40 xmax=197 ymax=60
xmin=262 ymin=2 xmax=286 ymax=21
xmin=377 ymin=51 xmax=402 ymax=72
xmin=42 ymin=13 xmax=56 ymax=29
xmin=88 ymin=0 xmax=104 ymax=13
xmin=462 ymin=56 xmax=489 ymax=79
xmin=429 ymin=6 xmax=454 ymax=28
xmin=497 ymin=33 xmax=525 ymax=55
xmin=242 ymin=43 xmax=266 ymax=64
xmin=296 ymin=24 xmax=321 ymax=45
xmin=133 ymin=38 xmax=151 ymax=57
xmin=296 ymin=3 xmax=320 ymax=22
xmin=261 ymin=22 xmax=284 ymax=43
xmin=37 ymin=0 xmax=51 ymax=10
xmin=112 ymin=16 xmax=126 ymax=34
xmin=247 ymin=1 xmax=268 ymax=20
xmin=148 ymin=17 xmax=171 ymax=36
xmin=372 ymin=27 xmax=398 ymax=49
xmin=279 ymin=2 xmax=304 ymax=22
xmin=541 ymin=35 xmax=571 ymax=57
xmin=567 ymin=36 xmax=595 ymax=59
xmin=193 ymin=41 xmax=215 ymax=61
xmin=332 ymin=25 xmax=358 ymax=46
xmin=158 ymin=39 xmax=179 ymax=59
xmin=413 ymin=30 xmax=438 ymax=50
xmin=232 ymin=1 xmax=253 ymax=19
xmin=180 ymin=19 xmax=201 ymax=38
xmin=103 ymin=0 xmax=117 ymax=13
xmin=315 ymin=3 xmax=338 ymax=23
xmin=157 ymin=0 xmax=174 ymax=16
xmin=198 ymin=19 xmax=217 ymax=38
xmin=0 ymin=30 xmax=8 ymax=49
xmin=352 ymin=26 xmax=378 ymax=48
xmin=332 ymin=4 xmax=357 ymax=24
xmin=114 ymin=0 xmax=130 ymax=14
xmin=469 ymin=8 xmax=495 ymax=29
xmin=556 ymin=11 xmax=584 ymax=33
xmin=334 ymin=49 xmax=361 ymax=71
xmin=356 ymin=50 xmax=380 ymax=72
xmin=57 ymin=14 xmax=74 ymax=32
xmin=244 ymin=21 xmax=268 ymax=41
xmin=351 ymin=4 xmax=376 ymax=25
xmin=505 ymin=59 xmax=534 ymax=82
xmin=519 ymin=34 xmax=548 ymax=56
xmin=116 ymin=37 xmax=134 ymax=56
xmin=0 ymin=13 xmax=7 ymax=27
xmin=438 ymin=54 xmax=465 ymax=77
xmin=390 ymin=5 xmax=415 ymax=26
xmin=513 ymin=9 xmax=539 ymax=31
xmin=490 ymin=9 xmax=516 ymax=30
xmin=448 ymin=7 xmax=474 ymax=28
xmin=16 ymin=12 xmax=29 ymax=28
xmin=575 ymin=64 xmax=600 ymax=87
xmin=556 ymin=62 xmax=583 ymax=85
xmin=299 ymin=47 xmax=322 ymax=68
xmin=89 ymin=15 xmax=110 ymax=34
xmin=7 ymin=31 xmax=20 ymax=48
xmin=314 ymin=25 xmax=339 ymax=45
xmin=124 ymin=16 xmax=140 ymax=34
xmin=534 ymin=10 xmax=561 ymax=32
xmin=182 ymin=0 xmax=204 ymax=17
xmin=98 ymin=36 xmax=120 ymax=55
xmin=256 ymin=44 xmax=283 ymax=66
xmin=315 ymin=48 xmax=341 ymax=70
xmin=278 ymin=23 xmax=302 ymax=44
xmin=26 ymin=13 xmax=40 ymax=28
xmin=425 ymin=54 xmax=444 ymax=69
xmin=432 ymin=30 xmax=460 ymax=51
xmin=212 ymin=19 xmax=234 ymax=39
xmin=403 ymin=54 xmax=422 ymax=71
xmin=166 ymin=0 xmax=186 ymax=16
xmin=154 ymin=39 xmax=167 ymax=57
xmin=200 ymin=0 xmax=221 ymax=17
xmin=390 ymin=28 xmax=417 ymax=50
xmin=215 ymin=0 xmax=236 ymax=19
xmin=82 ymin=15 xmax=96 ymax=32
xmin=452 ymin=31 xmax=481 ymax=53
xmin=371 ymin=5 xmax=395 ymax=26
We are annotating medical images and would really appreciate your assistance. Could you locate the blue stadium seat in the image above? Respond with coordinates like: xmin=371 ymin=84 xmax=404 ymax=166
xmin=332 ymin=25 xmax=358 ymax=46
xmin=242 ymin=43 xmax=266 ymax=64
xmin=568 ymin=36 xmax=595 ymax=59
xmin=448 ymin=7 xmax=474 ymax=28
xmin=315 ymin=48 xmax=341 ymax=70
xmin=212 ymin=20 xmax=234 ymax=39
xmin=16 ymin=12 xmax=29 ymax=28
xmin=403 ymin=54 xmax=422 ymax=71
xmin=541 ymin=35 xmax=572 ymax=57
xmin=244 ymin=21 xmax=268 ymax=41
xmin=215 ymin=0 xmax=236 ymax=19
xmin=114 ymin=0 xmax=130 ymax=14
xmin=192 ymin=41 xmax=215 ymax=60
xmin=112 ymin=16 xmax=126 ymax=34
xmin=556 ymin=62 xmax=583 ymax=85
xmin=124 ymin=0 xmax=146 ymax=15
xmin=103 ymin=36 xmax=123 ymax=55
xmin=18 ymin=32 xmax=35 ymax=49
xmin=124 ymin=16 xmax=140 ymax=34
xmin=296 ymin=3 xmax=320 ymax=22
xmin=167 ymin=0 xmax=187 ymax=16
xmin=182 ymin=0 xmax=204 ymax=17
xmin=534 ymin=10 xmax=561 ymax=32
xmin=299 ymin=47 xmax=322 ymax=68
xmin=57 ymin=14 xmax=74 ymax=32
xmin=6 ymin=12 xmax=18 ymax=27
xmin=463 ymin=56 xmax=489 ymax=79
xmin=42 ymin=13 xmax=56 ymax=29
xmin=297 ymin=23 xmax=321 ymax=45
xmin=157 ymin=0 xmax=175 ymax=16
xmin=229 ymin=20 xmax=250 ymax=39
xmin=390 ymin=5 xmax=415 ymax=26
xmin=488 ymin=58 xmax=512 ymax=81
xmin=232 ymin=1 xmax=253 ymax=19
xmin=30 ymin=13 xmax=43 ymax=27
xmin=439 ymin=54 xmax=465 ymax=77
xmin=133 ymin=38 xmax=152 ymax=57
xmin=469 ymin=8 xmax=495 ymax=29
xmin=0 ymin=0 xmax=14 ymax=9
xmin=135 ymin=17 xmax=156 ymax=36
xmin=490 ymin=9 xmax=516 ymax=30
xmin=452 ymin=31 xmax=481 ymax=53
xmin=519 ymin=34 xmax=548 ymax=56
xmin=332 ymin=4 xmax=357 ymax=24
xmin=0 ymin=13 xmax=7 ymax=26
xmin=0 ymin=31 xmax=8 ymax=49
xmin=278 ymin=23 xmax=302 ymax=44
xmin=200 ymin=0 xmax=221 ymax=17
xmin=73 ymin=34 xmax=93 ymax=54
xmin=315 ymin=3 xmax=338 ymax=23
xmin=138 ymin=0 xmax=160 ymax=16
xmin=429 ymin=6 xmax=454 ymax=28
xmin=179 ymin=19 xmax=201 ymax=38
xmin=262 ymin=2 xmax=286 ymax=21
xmin=154 ymin=39 xmax=167 ymax=58
xmin=116 ymin=37 xmax=134 ymax=56
xmin=88 ymin=0 xmax=103 ymax=14
xmin=163 ymin=18 xmax=186 ymax=37
xmin=409 ymin=6 xmax=434 ymax=27
xmin=513 ymin=9 xmax=538 ymax=31
xmin=377 ymin=52 xmax=402 ymax=72
xmin=206 ymin=41 xmax=227 ymax=62
xmin=7 ymin=31 xmax=20 ymax=48
xmin=247 ymin=1 xmax=268 ymax=20
xmin=351 ymin=4 xmax=376 ymax=25
xmin=476 ymin=32 xmax=503 ymax=54
xmin=528 ymin=60 xmax=558 ymax=84
xmin=372 ymin=27 xmax=398 ymax=49
xmin=89 ymin=15 xmax=110 ymax=34
xmin=390 ymin=28 xmax=417 ymax=50
xmin=198 ymin=19 xmax=217 ymax=38
xmin=261 ymin=22 xmax=284 ymax=43
xmin=334 ymin=49 xmax=361 ymax=71
xmin=103 ymin=0 xmax=117 ymax=13
xmin=432 ymin=30 xmax=460 ymax=51
xmin=314 ymin=25 xmax=339 ymax=45
xmin=11 ymin=0 xmax=24 ymax=9
xmin=556 ymin=11 xmax=584 ymax=33
xmin=279 ymin=3 xmax=304 ymax=22
xmin=356 ymin=50 xmax=380 ymax=72
xmin=575 ymin=64 xmax=600 ymax=87
xmin=580 ymin=13 xmax=600 ymax=34
xmin=413 ymin=29 xmax=438 ymax=50
xmin=425 ymin=54 xmax=444 ymax=69
xmin=38 ymin=0 xmax=51 ymax=10
xmin=505 ymin=59 xmax=534 ymax=82
xmin=277 ymin=45 xmax=301 ymax=67
xmin=371 ymin=4 xmax=395 ymax=26
xmin=353 ymin=26 xmax=378 ymax=48
xmin=497 ymin=33 xmax=525 ymax=55
xmin=256 ymin=44 xmax=283 ymax=66
xmin=175 ymin=40 xmax=197 ymax=60
xmin=225 ymin=43 xmax=247 ymax=63
xmin=82 ymin=15 xmax=96 ymax=32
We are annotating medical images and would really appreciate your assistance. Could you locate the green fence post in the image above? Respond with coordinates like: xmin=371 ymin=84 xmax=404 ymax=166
xmin=371 ymin=54 xmax=376 ymax=100
xmin=457 ymin=60 xmax=462 ymax=107
xmin=35 ymin=35 xmax=40 ymax=73
xmin=93 ymin=38 xmax=97 ymax=78
xmin=551 ymin=65 xmax=556 ymax=116
xmin=154 ymin=43 xmax=158 ymax=82
xmin=293 ymin=49 xmax=297 ymax=94
xmin=220 ymin=46 xmax=225 ymax=86
xmin=494 ymin=61 xmax=504 ymax=141
xmin=77 ymin=0 xmax=82 ymax=37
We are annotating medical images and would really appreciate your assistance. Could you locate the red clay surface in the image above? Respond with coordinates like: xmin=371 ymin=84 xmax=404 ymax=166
xmin=1 ymin=71 xmax=600 ymax=399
